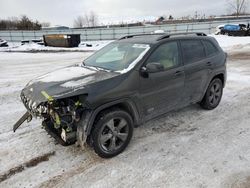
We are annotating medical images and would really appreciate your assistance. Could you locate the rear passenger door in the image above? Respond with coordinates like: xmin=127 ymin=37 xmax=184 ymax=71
xmin=180 ymin=39 xmax=211 ymax=104
xmin=203 ymin=39 xmax=221 ymax=69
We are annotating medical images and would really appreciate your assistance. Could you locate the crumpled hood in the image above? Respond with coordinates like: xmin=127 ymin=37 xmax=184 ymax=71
xmin=22 ymin=65 xmax=119 ymax=107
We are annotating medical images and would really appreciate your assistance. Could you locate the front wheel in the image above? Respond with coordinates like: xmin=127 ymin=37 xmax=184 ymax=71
xmin=92 ymin=109 xmax=133 ymax=158
xmin=200 ymin=78 xmax=223 ymax=110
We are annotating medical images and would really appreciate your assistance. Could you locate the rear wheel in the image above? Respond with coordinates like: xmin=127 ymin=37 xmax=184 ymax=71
xmin=92 ymin=109 xmax=133 ymax=158
xmin=200 ymin=78 xmax=223 ymax=110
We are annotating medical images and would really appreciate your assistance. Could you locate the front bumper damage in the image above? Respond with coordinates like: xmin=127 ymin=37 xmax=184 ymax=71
xmin=13 ymin=111 xmax=32 ymax=132
xmin=14 ymin=91 xmax=91 ymax=147
xmin=42 ymin=119 xmax=76 ymax=146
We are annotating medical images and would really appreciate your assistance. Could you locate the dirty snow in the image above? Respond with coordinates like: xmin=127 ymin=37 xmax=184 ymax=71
xmin=0 ymin=36 xmax=250 ymax=188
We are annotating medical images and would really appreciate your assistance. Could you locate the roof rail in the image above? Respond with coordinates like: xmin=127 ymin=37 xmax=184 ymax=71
xmin=119 ymin=33 xmax=163 ymax=40
xmin=119 ymin=32 xmax=207 ymax=41
xmin=157 ymin=32 xmax=207 ymax=41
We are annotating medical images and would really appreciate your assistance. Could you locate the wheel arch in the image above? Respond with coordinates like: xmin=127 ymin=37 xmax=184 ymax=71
xmin=212 ymin=73 xmax=225 ymax=87
xmin=86 ymin=99 xmax=140 ymax=136
xmin=200 ymin=72 xmax=225 ymax=102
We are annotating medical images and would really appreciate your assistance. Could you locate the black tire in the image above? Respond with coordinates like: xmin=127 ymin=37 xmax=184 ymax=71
xmin=200 ymin=78 xmax=223 ymax=110
xmin=92 ymin=108 xmax=133 ymax=158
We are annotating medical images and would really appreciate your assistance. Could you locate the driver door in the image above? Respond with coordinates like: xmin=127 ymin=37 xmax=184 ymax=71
xmin=139 ymin=41 xmax=185 ymax=120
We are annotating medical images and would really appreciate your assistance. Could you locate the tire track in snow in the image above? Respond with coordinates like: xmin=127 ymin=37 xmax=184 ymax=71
xmin=0 ymin=151 xmax=55 ymax=183
xmin=38 ymin=148 xmax=104 ymax=188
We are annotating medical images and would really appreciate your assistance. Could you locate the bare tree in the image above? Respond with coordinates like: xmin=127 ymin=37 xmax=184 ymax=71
xmin=227 ymin=0 xmax=248 ymax=16
xmin=89 ymin=11 xmax=98 ymax=27
xmin=0 ymin=15 xmax=42 ymax=30
xmin=73 ymin=16 xmax=86 ymax=28
xmin=17 ymin=15 xmax=41 ymax=30
xmin=73 ymin=11 xmax=99 ymax=28
xmin=84 ymin=14 xmax=90 ymax=27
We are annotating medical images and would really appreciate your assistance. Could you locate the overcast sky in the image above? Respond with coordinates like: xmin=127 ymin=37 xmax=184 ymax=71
xmin=0 ymin=0 xmax=242 ymax=26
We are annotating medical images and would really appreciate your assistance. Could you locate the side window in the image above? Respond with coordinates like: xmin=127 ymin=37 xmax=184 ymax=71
xmin=146 ymin=41 xmax=180 ymax=70
xmin=203 ymin=40 xmax=218 ymax=56
xmin=181 ymin=40 xmax=206 ymax=64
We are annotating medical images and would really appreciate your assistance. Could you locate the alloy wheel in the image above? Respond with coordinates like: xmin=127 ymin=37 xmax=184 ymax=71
xmin=208 ymin=82 xmax=222 ymax=106
xmin=99 ymin=117 xmax=129 ymax=152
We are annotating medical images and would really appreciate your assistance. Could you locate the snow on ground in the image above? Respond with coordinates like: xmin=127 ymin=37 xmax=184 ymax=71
xmin=0 ymin=40 xmax=113 ymax=52
xmin=212 ymin=35 xmax=250 ymax=48
xmin=0 ymin=36 xmax=250 ymax=188
xmin=212 ymin=34 xmax=250 ymax=53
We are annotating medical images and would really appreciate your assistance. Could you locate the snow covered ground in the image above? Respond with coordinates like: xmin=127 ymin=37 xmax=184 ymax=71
xmin=211 ymin=34 xmax=250 ymax=53
xmin=0 ymin=40 xmax=113 ymax=52
xmin=0 ymin=37 xmax=250 ymax=188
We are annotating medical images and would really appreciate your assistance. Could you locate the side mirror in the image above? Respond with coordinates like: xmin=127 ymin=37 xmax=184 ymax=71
xmin=141 ymin=63 xmax=164 ymax=74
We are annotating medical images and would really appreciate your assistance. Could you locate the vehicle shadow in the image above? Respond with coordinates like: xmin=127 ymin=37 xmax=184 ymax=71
xmin=133 ymin=104 xmax=202 ymax=140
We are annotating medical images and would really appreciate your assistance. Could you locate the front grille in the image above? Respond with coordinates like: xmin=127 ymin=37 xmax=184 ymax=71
xmin=21 ymin=92 xmax=38 ymax=116
xmin=21 ymin=92 xmax=30 ymax=110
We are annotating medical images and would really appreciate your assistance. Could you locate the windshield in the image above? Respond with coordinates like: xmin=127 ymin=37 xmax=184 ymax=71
xmin=83 ymin=42 xmax=150 ymax=72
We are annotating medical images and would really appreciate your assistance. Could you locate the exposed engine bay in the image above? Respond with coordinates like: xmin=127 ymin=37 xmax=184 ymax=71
xmin=14 ymin=91 xmax=87 ymax=146
xmin=12 ymin=63 xmax=119 ymax=148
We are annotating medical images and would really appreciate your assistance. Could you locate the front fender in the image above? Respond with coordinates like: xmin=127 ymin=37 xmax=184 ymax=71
xmin=76 ymin=110 xmax=92 ymax=148
xmin=77 ymin=98 xmax=140 ymax=147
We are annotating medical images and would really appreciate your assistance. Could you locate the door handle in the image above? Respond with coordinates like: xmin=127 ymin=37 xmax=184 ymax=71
xmin=174 ymin=70 xmax=183 ymax=77
xmin=206 ymin=62 xmax=212 ymax=67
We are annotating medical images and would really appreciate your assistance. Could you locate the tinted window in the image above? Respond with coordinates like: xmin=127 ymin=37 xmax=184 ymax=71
xmin=203 ymin=40 xmax=218 ymax=56
xmin=146 ymin=41 xmax=179 ymax=70
xmin=181 ymin=40 xmax=206 ymax=64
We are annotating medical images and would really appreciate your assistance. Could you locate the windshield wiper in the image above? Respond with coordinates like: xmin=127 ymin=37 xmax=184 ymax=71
xmin=81 ymin=63 xmax=111 ymax=72
xmin=92 ymin=66 xmax=112 ymax=72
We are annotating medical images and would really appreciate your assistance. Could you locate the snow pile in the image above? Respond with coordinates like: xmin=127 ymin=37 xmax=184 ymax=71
xmin=211 ymin=34 xmax=250 ymax=51
xmin=0 ymin=40 xmax=113 ymax=52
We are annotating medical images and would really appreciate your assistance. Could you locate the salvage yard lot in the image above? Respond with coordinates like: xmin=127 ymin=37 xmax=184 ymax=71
xmin=0 ymin=49 xmax=250 ymax=187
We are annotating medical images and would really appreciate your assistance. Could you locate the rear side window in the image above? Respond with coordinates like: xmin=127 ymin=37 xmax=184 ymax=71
xmin=203 ymin=40 xmax=218 ymax=56
xmin=181 ymin=40 xmax=206 ymax=64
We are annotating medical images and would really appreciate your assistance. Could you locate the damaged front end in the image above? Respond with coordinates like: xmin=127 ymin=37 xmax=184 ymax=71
xmin=14 ymin=90 xmax=90 ymax=146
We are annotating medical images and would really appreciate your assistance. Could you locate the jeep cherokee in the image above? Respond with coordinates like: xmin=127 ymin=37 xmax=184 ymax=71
xmin=13 ymin=32 xmax=227 ymax=158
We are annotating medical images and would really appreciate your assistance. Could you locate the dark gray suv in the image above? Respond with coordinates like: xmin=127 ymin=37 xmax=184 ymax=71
xmin=14 ymin=32 xmax=227 ymax=158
